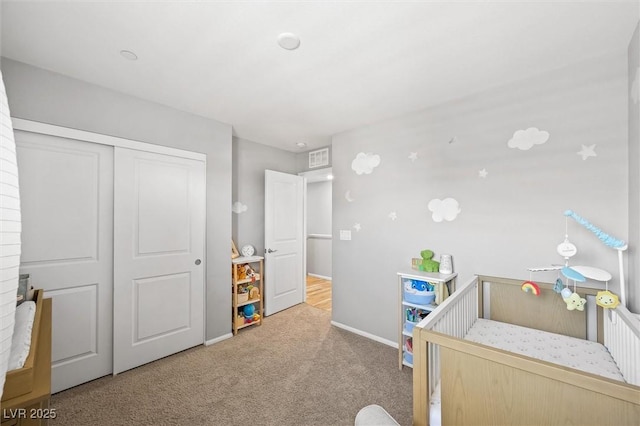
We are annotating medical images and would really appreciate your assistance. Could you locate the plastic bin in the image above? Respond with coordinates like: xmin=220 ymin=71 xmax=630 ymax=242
xmin=404 ymin=351 xmax=413 ymax=365
xmin=404 ymin=320 xmax=419 ymax=333
xmin=404 ymin=289 xmax=435 ymax=305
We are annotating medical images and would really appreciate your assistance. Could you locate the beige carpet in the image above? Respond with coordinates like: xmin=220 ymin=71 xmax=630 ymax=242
xmin=50 ymin=304 xmax=413 ymax=426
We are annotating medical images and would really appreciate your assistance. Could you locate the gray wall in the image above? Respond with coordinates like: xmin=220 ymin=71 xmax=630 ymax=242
xmin=332 ymin=52 xmax=630 ymax=343
xmin=0 ymin=2 xmax=3 ymax=65
xmin=629 ymin=22 xmax=640 ymax=314
xmin=232 ymin=136 xmax=297 ymax=256
xmin=1 ymin=58 xmax=234 ymax=341
xmin=307 ymin=181 xmax=332 ymax=234
xmin=307 ymin=180 xmax=332 ymax=278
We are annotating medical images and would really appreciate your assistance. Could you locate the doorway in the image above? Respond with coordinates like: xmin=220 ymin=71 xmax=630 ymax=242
xmin=300 ymin=167 xmax=333 ymax=312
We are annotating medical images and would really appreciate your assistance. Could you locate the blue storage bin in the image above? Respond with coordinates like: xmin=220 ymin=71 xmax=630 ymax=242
xmin=404 ymin=320 xmax=418 ymax=333
xmin=404 ymin=351 xmax=413 ymax=365
xmin=404 ymin=289 xmax=435 ymax=305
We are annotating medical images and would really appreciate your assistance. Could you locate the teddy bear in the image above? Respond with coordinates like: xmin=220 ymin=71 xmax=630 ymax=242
xmin=418 ymin=249 xmax=440 ymax=272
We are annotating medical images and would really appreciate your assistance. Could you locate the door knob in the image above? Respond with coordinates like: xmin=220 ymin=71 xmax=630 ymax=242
xmin=266 ymin=248 xmax=278 ymax=253
xmin=195 ymin=259 xmax=202 ymax=265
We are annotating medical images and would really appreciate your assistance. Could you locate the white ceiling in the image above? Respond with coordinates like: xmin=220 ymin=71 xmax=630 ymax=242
xmin=1 ymin=1 xmax=638 ymax=152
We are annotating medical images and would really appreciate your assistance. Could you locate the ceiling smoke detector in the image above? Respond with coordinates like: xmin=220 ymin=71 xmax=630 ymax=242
xmin=277 ymin=33 xmax=300 ymax=50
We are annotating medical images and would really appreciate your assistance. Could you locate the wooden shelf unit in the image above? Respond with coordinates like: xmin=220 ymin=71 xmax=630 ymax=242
xmin=232 ymin=256 xmax=264 ymax=335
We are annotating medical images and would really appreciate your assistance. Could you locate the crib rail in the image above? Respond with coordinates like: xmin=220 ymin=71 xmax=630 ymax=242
xmin=604 ymin=305 xmax=640 ymax=386
xmin=414 ymin=276 xmax=478 ymax=399
xmin=412 ymin=275 xmax=640 ymax=426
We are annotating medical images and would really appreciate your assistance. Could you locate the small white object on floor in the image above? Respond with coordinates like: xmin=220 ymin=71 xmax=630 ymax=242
xmin=355 ymin=405 xmax=399 ymax=426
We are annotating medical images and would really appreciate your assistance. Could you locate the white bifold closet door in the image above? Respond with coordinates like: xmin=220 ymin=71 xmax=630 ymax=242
xmin=16 ymin=131 xmax=114 ymax=393
xmin=113 ymin=147 xmax=205 ymax=375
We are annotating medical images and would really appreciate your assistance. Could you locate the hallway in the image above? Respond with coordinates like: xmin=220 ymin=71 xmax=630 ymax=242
xmin=305 ymin=275 xmax=331 ymax=312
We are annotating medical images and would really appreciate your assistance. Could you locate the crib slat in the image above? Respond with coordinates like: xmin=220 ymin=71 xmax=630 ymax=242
xmin=604 ymin=307 xmax=640 ymax=386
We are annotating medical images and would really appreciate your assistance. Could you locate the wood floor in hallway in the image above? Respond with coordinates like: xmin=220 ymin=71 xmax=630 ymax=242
xmin=306 ymin=275 xmax=331 ymax=312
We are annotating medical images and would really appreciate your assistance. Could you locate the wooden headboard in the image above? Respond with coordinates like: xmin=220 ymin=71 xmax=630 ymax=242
xmin=477 ymin=275 xmax=603 ymax=343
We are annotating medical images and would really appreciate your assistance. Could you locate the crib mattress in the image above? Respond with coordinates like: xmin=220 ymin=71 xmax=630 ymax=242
xmin=464 ymin=318 xmax=625 ymax=382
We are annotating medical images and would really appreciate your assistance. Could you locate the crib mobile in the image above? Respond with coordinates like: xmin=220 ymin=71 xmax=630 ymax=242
xmin=525 ymin=210 xmax=627 ymax=311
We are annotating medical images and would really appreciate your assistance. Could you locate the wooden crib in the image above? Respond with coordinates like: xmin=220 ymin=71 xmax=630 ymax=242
xmin=412 ymin=275 xmax=640 ymax=426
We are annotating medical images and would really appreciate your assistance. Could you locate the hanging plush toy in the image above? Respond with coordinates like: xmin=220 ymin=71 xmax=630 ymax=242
xmin=596 ymin=291 xmax=620 ymax=309
xmin=528 ymin=210 xmax=627 ymax=312
xmin=553 ymin=278 xmax=564 ymax=294
xmin=521 ymin=281 xmax=540 ymax=296
xmin=595 ymin=280 xmax=621 ymax=309
xmin=563 ymin=292 xmax=586 ymax=311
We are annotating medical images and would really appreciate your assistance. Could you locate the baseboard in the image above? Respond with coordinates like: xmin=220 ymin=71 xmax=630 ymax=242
xmin=204 ymin=333 xmax=233 ymax=346
xmin=330 ymin=320 xmax=398 ymax=349
xmin=308 ymin=273 xmax=332 ymax=280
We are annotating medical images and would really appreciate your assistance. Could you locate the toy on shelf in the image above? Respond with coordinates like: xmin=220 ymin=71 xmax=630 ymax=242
xmin=405 ymin=337 xmax=413 ymax=353
xmin=403 ymin=279 xmax=436 ymax=305
xmin=248 ymin=286 xmax=260 ymax=300
xmin=405 ymin=307 xmax=429 ymax=324
xmin=412 ymin=249 xmax=440 ymax=272
xmin=242 ymin=304 xmax=255 ymax=318
xmin=235 ymin=263 xmax=257 ymax=282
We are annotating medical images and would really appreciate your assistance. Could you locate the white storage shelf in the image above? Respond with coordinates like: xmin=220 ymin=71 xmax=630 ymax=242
xmin=398 ymin=270 xmax=457 ymax=369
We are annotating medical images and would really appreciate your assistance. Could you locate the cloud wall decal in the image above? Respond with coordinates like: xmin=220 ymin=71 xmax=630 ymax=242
xmin=351 ymin=152 xmax=381 ymax=175
xmin=507 ymin=127 xmax=549 ymax=150
xmin=428 ymin=198 xmax=461 ymax=222
xmin=232 ymin=201 xmax=248 ymax=214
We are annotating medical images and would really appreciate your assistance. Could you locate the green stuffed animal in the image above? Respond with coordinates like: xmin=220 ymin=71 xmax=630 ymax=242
xmin=419 ymin=249 xmax=440 ymax=272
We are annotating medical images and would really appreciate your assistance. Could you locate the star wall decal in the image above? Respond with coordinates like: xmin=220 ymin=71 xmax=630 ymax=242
xmin=353 ymin=223 xmax=361 ymax=232
xmin=388 ymin=212 xmax=398 ymax=221
xmin=478 ymin=168 xmax=488 ymax=178
xmin=408 ymin=152 xmax=418 ymax=162
xmin=577 ymin=144 xmax=597 ymax=160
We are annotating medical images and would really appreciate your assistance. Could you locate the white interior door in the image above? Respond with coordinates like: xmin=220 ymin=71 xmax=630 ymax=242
xmin=113 ymin=147 xmax=205 ymax=374
xmin=16 ymin=130 xmax=114 ymax=393
xmin=264 ymin=170 xmax=305 ymax=316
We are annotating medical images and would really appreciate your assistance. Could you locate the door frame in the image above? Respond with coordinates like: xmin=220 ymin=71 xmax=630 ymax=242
xmin=12 ymin=119 xmax=204 ymax=161
xmin=12 ymin=118 xmax=208 ymax=352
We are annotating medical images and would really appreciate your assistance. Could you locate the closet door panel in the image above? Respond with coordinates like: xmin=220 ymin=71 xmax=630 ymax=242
xmin=113 ymin=147 xmax=205 ymax=375
xmin=136 ymin=160 xmax=190 ymax=255
xmin=15 ymin=130 xmax=114 ymax=393
xmin=18 ymin=142 xmax=99 ymax=263
xmin=47 ymin=284 xmax=98 ymax=361
xmin=134 ymin=273 xmax=190 ymax=341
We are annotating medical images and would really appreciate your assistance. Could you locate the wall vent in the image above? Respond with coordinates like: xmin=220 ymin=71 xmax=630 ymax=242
xmin=308 ymin=148 xmax=329 ymax=168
